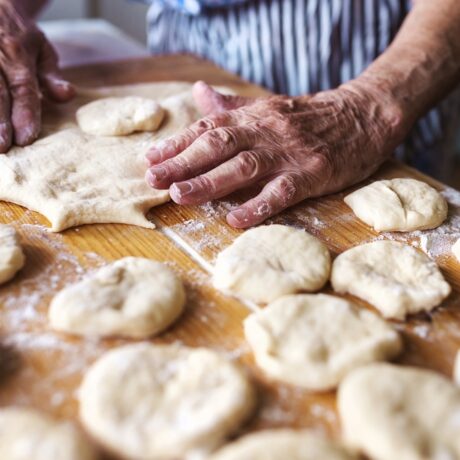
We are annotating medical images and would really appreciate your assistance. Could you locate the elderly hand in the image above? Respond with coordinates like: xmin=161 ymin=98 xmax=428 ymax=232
xmin=0 ymin=1 xmax=74 ymax=152
xmin=146 ymin=80 xmax=405 ymax=228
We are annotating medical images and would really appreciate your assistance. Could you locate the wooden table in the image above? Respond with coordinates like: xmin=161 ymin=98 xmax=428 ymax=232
xmin=1 ymin=55 xmax=459 ymax=458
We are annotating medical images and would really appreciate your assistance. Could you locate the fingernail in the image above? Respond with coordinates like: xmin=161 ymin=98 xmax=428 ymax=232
xmin=172 ymin=182 xmax=193 ymax=198
xmin=15 ymin=124 xmax=39 ymax=146
xmin=146 ymin=167 xmax=166 ymax=185
xmin=228 ymin=209 xmax=249 ymax=224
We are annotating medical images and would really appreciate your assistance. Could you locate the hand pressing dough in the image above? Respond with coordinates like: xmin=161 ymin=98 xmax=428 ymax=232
xmin=455 ymin=350 xmax=460 ymax=385
xmin=338 ymin=364 xmax=460 ymax=460
xmin=213 ymin=225 xmax=330 ymax=304
xmin=0 ymin=225 xmax=25 ymax=285
xmin=210 ymin=429 xmax=358 ymax=460
xmin=331 ymin=240 xmax=450 ymax=320
xmin=79 ymin=343 xmax=255 ymax=460
xmin=0 ymin=82 xmax=226 ymax=231
xmin=344 ymin=178 xmax=447 ymax=232
xmin=244 ymin=294 xmax=401 ymax=390
xmin=48 ymin=257 xmax=185 ymax=339
xmin=452 ymin=239 xmax=460 ymax=262
xmin=0 ymin=407 xmax=97 ymax=460
xmin=76 ymin=96 xmax=165 ymax=136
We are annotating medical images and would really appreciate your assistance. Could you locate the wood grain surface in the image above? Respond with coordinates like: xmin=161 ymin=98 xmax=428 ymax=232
xmin=0 ymin=55 xmax=459 ymax=459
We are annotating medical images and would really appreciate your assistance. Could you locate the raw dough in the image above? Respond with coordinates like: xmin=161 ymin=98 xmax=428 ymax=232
xmin=338 ymin=363 xmax=460 ymax=460
xmin=331 ymin=240 xmax=451 ymax=320
xmin=0 ymin=407 xmax=97 ymax=460
xmin=452 ymin=238 xmax=460 ymax=262
xmin=0 ymin=82 xmax=224 ymax=231
xmin=210 ymin=429 xmax=358 ymax=460
xmin=244 ymin=294 xmax=402 ymax=390
xmin=213 ymin=225 xmax=330 ymax=304
xmin=0 ymin=225 xmax=25 ymax=284
xmin=48 ymin=257 xmax=185 ymax=339
xmin=344 ymin=178 xmax=448 ymax=232
xmin=79 ymin=343 xmax=255 ymax=459
xmin=455 ymin=350 xmax=460 ymax=385
xmin=76 ymin=96 xmax=165 ymax=136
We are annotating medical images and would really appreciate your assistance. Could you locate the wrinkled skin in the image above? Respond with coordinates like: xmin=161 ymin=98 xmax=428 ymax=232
xmin=146 ymin=81 xmax=404 ymax=228
xmin=0 ymin=1 xmax=74 ymax=152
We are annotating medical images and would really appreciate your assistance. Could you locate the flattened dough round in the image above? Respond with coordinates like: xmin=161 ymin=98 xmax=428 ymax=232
xmin=244 ymin=294 xmax=402 ymax=390
xmin=331 ymin=241 xmax=450 ymax=320
xmin=0 ymin=225 xmax=25 ymax=285
xmin=79 ymin=343 xmax=255 ymax=459
xmin=213 ymin=225 xmax=330 ymax=304
xmin=76 ymin=96 xmax=165 ymax=136
xmin=0 ymin=407 xmax=97 ymax=460
xmin=338 ymin=364 xmax=460 ymax=460
xmin=452 ymin=239 xmax=460 ymax=262
xmin=345 ymin=178 xmax=447 ymax=232
xmin=210 ymin=429 xmax=358 ymax=460
xmin=49 ymin=257 xmax=185 ymax=339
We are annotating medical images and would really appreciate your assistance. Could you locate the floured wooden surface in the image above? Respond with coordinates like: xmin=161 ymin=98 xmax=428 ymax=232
xmin=0 ymin=56 xmax=459 ymax=458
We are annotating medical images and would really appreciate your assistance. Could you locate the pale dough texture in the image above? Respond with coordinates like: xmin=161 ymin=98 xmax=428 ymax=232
xmin=453 ymin=238 xmax=460 ymax=262
xmin=48 ymin=257 xmax=185 ymax=338
xmin=338 ymin=363 xmax=460 ymax=460
xmin=344 ymin=178 xmax=448 ymax=232
xmin=455 ymin=350 xmax=460 ymax=385
xmin=76 ymin=96 xmax=165 ymax=136
xmin=331 ymin=240 xmax=451 ymax=320
xmin=0 ymin=225 xmax=25 ymax=284
xmin=79 ymin=343 xmax=255 ymax=459
xmin=244 ymin=294 xmax=401 ymax=390
xmin=0 ymin=407 xmax=97 ymax=460
xmin=210 ymin=429 xmax=358 ymax=460
xmin=213 ymin=225 xmax=330 ymax=304
xmin=0 ymin=82 xmax=220 ymax=231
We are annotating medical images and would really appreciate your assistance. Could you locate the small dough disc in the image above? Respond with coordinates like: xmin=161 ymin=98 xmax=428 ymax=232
xmin=331 ymin=240 xmax=450 ymax=320
xmin=49 ymin=257 xmax=186 ymax=339
xmin=0 ymin=225 xmax=25 ymax=285
xmin=76 ymin=96 xmax=165 ymax=136
xmin=344 ymin=178 xmax=448 ymax=232
xmin=0 ymin=407 xmax=97 ymax=460
xmin=79 ymin=343 xmax=255 ymax=459
xmin=244 ymin=294 xmax=402 ymax=390
xmin=210 ymin=429 xmax=358 ymax=460
xmin=213 ymin=225 xmax=330 ymax=304
xmin=455 ymin=350 xmax=460 ymax=385
xmin=338 ymin=364 xmax=460 ymax=460
xmin=452 ymin=239 xmax=460 ymax=262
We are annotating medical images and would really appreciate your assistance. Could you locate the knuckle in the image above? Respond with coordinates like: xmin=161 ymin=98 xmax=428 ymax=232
xmin=274 ymin=175 xmax=298 ymax=204
xmin=201 ymin=127 xmax=237 ymax=149
xmin=194 ymin=117 xmax=218 ymax=132
xmin=167 ymin=155 xmax=192 ymax=177
xmin=236 ymin=151 xmax=261 ymax=178
xmin=194 ymin=174 xmax=216 ymax=194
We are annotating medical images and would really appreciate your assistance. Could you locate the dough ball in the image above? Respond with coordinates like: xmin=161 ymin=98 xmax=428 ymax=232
xmin=455 ymin=350 xmax=460 ymax=385
xmin=76 ymin=97 xmax=165 ymax=136
xmin=0 ymin=225 xmax=25 ymax=285
xmin=338 ymin=363 xmax=460 ymax=460
xmin=244 ymin=294 xmax=402 ymax=390
xmin=79 ymin=343 xmax=255 ymax=459
xmin=331 ymin=241 xmax=450 ymax=320
xmin=452 ymin=239 xmax=460 ymax=262
xmin=344 ymin=178 xmax=448 ymax=232
xmin=210 ymin=429 xmax=358 ymax=460
xmin=48 ymin=257 xmax=185 ymax=339
xmin=213 ymin=225 xmax=331 ymax=304
xmin=0 ymin=407 xmax=97 ymax=460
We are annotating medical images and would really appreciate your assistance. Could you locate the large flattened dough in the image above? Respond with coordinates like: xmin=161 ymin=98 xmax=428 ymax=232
xmin=0 ymin=225 xmax=25 ymax=285
xmin=79 ymin=343 xmax=255 ymax=459
xmin=210 ymin=429 xmax=358 ymax=460
xmin=0 ymin=82 xmax=220 ymax=231
xmin=48 ymin=257 xmax=186 ymax=339
xmin=0 ymin=407 xmax=97 ymax=460
xmin=213 ymin=225 xmax=331 ymax=304
xmin=76 ymin=96 xmax=165 ymax=136
xmin=244 ymin=294 xmax=401 ymax=390
xmin=338 ymin=364 xmax=460 ymax=460
xmin=331 ymin=240 xmax=451 ymax=320
xmin=344 ymin=178 xmax=448 ymax=232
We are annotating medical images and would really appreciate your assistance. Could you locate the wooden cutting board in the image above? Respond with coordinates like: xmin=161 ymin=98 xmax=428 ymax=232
xmin=0 ymin=55 xmax=459 ymax=459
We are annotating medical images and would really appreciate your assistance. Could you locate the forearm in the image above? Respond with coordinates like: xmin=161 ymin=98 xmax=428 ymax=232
xmin=347 ymin=0 xmax=460 ymax=137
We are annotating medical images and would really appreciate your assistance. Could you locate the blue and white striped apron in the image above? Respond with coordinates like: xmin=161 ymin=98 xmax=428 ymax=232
xmin=144 ymin=0 xmax=460 ymax=180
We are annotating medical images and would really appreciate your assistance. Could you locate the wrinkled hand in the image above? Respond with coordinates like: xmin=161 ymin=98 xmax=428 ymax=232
xmin=0 ymin=1 xmax=74 ymax=152
xmin=146 ymin=80 xmax=404 ymax=228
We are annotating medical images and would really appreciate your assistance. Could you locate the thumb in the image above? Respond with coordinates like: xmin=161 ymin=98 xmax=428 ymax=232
xmin=192 ymin=80 xmax=253 ymax=116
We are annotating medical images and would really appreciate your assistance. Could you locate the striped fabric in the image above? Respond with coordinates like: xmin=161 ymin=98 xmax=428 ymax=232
xmin=145 ymin=0 xmax=460 ymax=179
